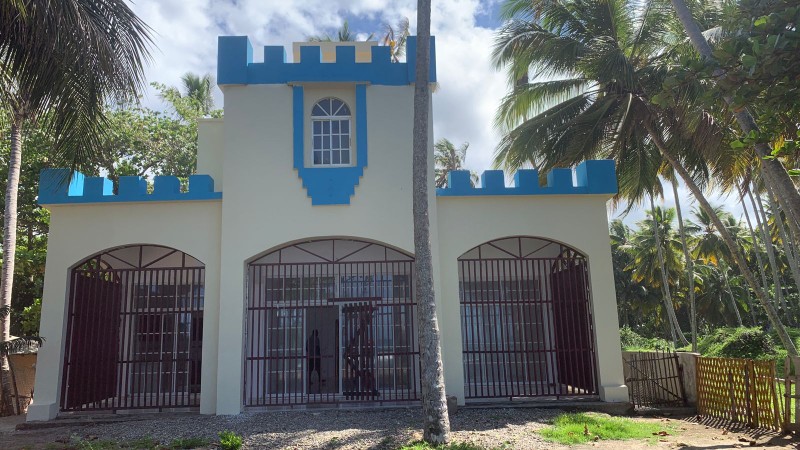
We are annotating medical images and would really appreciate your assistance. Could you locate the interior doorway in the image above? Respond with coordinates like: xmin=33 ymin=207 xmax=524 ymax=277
xmin=306 ymin=306 xmax=338 ymax=395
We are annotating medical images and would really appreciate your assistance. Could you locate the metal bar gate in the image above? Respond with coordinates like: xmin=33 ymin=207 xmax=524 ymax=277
xmin=60 ymin=246 xmax=204 ymax=412
xmin=459 ymin=237 xmax=599 ymax=400
xmin=243 ymin=239 xmax=420 ymax=407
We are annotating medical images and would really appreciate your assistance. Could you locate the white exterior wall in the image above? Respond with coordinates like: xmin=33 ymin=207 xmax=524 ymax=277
xmin=214 ymin=82 xmax=437 ymax=414
xmin=436 ymin=195 xmax=628 ymax=402
xmin=27 ymin=201 xmax=222 ymax=420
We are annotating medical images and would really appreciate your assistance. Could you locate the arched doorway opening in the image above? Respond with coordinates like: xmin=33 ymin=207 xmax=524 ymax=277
xmin=244 ymin=238 xmax=419 ymax=407
xmin=60 ymin=245 xmax=205 ymax=412
xmin=458 ymin=236 xmax=598 ymax=400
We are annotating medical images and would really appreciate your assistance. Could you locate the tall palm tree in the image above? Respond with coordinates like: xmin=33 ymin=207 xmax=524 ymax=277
xmin=381 ymin=17 xmax=411 ymax=62
xmin=412 ymin=1 xmax=450 ymax=443
xmin=0 ymin=0 xmax=151 ymax=414
xmin=307 ymin=20 xmax=374 ymax=42
xmin=667 ymin=0 xmax=800 ymax=229
xmin=434 ymin=138 xmax=473 ymax=188
xmin=491 ymin=0 xmax=797 ymax=355
xmin=670 ymin=177 xmax=697 ymax=350
xmin=631 ymin=203 xmax=689 ymax=345
xmin=689 ymin=206 xmax=748 ymax=326
xmin=181 ymin=73 xmax=215 ymax=116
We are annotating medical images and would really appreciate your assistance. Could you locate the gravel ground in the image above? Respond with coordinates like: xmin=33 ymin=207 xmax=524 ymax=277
xmin=77 ymin=407 xmax=562 ymax=449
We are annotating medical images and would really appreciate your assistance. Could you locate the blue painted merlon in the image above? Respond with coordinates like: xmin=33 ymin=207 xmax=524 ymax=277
xmin=38 ymin=169 xmax=223 ymax=205
xmin=217 ymin=36 xmax=436 ymax=86
xmin=436 ymin=160 xmax=618 ymax=197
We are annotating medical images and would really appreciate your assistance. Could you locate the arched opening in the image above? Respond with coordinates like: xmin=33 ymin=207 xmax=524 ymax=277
xmin=244 ymin=238 xmax=418 ymax=407
xmin=60 ymin=245 xmax=205 ymax=412
xmin=458 ymin=236 xmax=598 ymax=401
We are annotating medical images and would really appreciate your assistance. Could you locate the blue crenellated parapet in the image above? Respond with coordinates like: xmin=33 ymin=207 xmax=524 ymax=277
xmin=38 ymin=169 xmax=222 ymax=205
xmin=436 ymin=160 xmax=617 ymax=197
xmin=217 ymin=36 xmax=436 ymax=86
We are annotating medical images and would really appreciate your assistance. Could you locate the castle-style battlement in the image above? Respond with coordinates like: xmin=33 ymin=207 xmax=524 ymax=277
xmin=436 ymin=160 xmax=617 ymax=197
xmin=217 ymin=36 xmax=436 ymax=86
xmin=38 ymin=169 xmax=222 ymax=205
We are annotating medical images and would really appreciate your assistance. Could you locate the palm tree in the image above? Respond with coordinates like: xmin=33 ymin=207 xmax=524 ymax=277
xmin=307 ymin=20 xmax=374 ymax=42
xmin=689 ymin=206 xmax=748 ymax=326
xmin=0 ymin=0 xmax=151 ymax=414
xmin=491 ymin=0 xmax=797 ymax=355
xmin=434 ymin=138 xmax=474 ymax=188
xmin=412 ymin=0 xmax=450 ymax=443
xmin=670 ymin=178 xmax=697 ymax=350
xmin=381 ymin=17 xmax=411 ymax=62
xmin=667 ymin=0 xmax=800 ymax=229
xmin=630 ymin=204 xmax=689 ymax=345
xmin=181 ymin=73 xmax=215 ymax=116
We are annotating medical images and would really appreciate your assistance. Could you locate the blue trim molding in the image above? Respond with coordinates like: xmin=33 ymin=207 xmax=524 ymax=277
xmin=218 ymin=36 xmax=436 ymax=86
xmin=38 ymin=169 xmax=222 ymax=205
xmin=436 ymin=160 xmax=618 ymax=197
xmin=292 ymin=85 xmax=368 ymax=205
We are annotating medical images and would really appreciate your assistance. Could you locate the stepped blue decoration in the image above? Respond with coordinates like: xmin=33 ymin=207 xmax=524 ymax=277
xmin=217 ymin=36 xmax=436 ymax=86
xmin=292 ymin=85 xmax=368 ymax=205
xmin=436 ymin=160 xmax=617 ymax=196
xmin=38 ymin=169 xmax=222 ymax=204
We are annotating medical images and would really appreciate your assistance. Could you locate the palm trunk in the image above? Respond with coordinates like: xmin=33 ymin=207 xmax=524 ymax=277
xmin=721 ymin=268 xmax=744 ymax=327
xmin=738 ymin=183 xmax=770 ymax=325
xmin=672 ymin=179 xmax=697 ymax=351
xmin=0 ymin=119 xmax=22 ymax=416
xmin=765 ymin=182 xmax=800 ymax=298
xmin=752 ymin=188 xmax=790 ymax=319
xmin=649 ymin=195 xmax=689 ymax=347
xmin=668 ymin=0 xmax=800 ymax=230
xmin=643 ymin=121 xmax=798 ymax=356
xmin=412 ymin=1 xmax=450 ymax=443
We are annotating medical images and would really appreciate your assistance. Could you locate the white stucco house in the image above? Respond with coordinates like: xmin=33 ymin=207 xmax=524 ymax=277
xmin=27 ymin=36 xmax=628 ymax=420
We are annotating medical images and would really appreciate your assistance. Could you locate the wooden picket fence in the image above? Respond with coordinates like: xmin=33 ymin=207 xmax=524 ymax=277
xmin=782 ymin=355 xmax=800 ymax=432
xmin=696 ymin=356 xmax=782 ymax=431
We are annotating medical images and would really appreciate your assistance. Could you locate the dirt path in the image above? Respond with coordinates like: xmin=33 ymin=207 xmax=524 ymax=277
xmin=1 ymin=410 xmax=799 ymax=449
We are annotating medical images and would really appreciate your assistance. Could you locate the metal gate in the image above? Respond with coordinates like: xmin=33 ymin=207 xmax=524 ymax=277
xmin=244 ymin=238 xmax=419 ymax=407
xmin=458 ymin=236 xmax=599 ymax=400
xmin=60 ymin=245 xmax=204 ymax=412
xmin=624 ymin=351 xmax=687 ymax=408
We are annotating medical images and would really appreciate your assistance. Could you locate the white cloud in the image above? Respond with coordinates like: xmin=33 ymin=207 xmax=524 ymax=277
xmin=130 ymin=0 xmax=507 ymax=174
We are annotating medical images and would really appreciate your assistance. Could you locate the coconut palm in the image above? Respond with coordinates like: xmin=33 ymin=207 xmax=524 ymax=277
xmin=667 ymin=0 xmax=800 ymax=229
xmin=180 ymin=73 xmax=215 ymax=116
xmin=434 ymin=138 xmax=474 ymax=188
xmin=0 ymin=0 xmax=151 ymax=414
xmin=308 ymin=20 xmax=374 ymax=42
xmin=411 ymin=0 xmax=450 ymax=443
xmin=629 ymin=204 xmax=689 ymax=345
xmin=670 ymin=177 xmax=698 ymax=350
xmin=491 ymin=0 xmax=796 ymax=354
xmin=381 ymin=17 xmax=411 ymax=62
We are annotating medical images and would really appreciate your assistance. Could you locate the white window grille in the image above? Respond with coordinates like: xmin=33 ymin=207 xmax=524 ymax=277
xmin=311 ymin=98 xmax=352 ymax=166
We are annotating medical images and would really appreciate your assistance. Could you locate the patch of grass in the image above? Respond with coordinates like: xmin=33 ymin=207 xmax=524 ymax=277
xmin=217 ymin=431 xmax=243 ymax=450
xmin=122 ymin=437 xmax=160 ymax=449
xmin=539 ymin=412 xmax=674 ymax=445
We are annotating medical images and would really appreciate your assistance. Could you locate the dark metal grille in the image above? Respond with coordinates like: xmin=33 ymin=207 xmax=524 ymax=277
xmin=60 ymin=245 xmax=204 ymax=412
xmin=244 ymin=239 xmax=419 ymax=407
xmin=624 ymin=351 xmax=687 ymax=408
xmin=458 ymin=237 xmax=599 ymax=400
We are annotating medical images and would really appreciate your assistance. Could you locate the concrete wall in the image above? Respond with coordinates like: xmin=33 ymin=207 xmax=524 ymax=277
xmin=214 ymin=82 xmax=436 ymax=414
xmin=26 ymin=201 xmax=222 ymax=421
xmin=437 ymin=195 xmax=628 ymax=402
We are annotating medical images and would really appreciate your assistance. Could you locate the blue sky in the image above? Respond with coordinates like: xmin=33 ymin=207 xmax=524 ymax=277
xmin=129 ymin=0 xmax=743 ymax=228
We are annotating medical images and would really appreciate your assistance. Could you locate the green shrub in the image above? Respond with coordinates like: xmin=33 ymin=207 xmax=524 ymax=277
xmin=715 ymin=327 xmax=776 ymax=359
xmin=218 ymin=431 xmax=243 ymax=450
xmin=619 ymin=326 xmax=672 ymax=351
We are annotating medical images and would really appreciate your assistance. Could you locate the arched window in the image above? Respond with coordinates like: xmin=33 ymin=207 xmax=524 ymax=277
xmin=311 ymin=98 xmax=351 ymax=166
